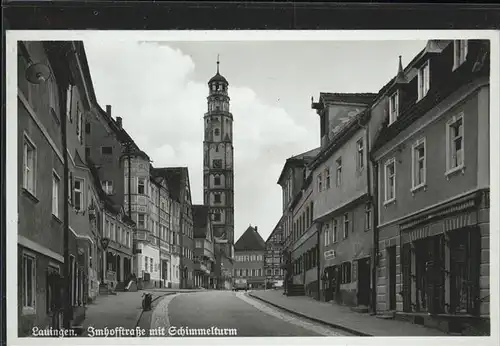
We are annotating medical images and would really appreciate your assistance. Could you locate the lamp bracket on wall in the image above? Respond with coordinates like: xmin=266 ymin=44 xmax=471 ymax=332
xmin=26 ymin=62 xmax=51 ymax=85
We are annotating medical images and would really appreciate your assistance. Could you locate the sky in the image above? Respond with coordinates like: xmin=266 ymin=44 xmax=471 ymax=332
xmin=83 ymin=39 xmax=427 ymax=243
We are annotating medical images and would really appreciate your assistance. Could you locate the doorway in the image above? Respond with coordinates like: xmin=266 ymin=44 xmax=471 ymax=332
xmin=387 ymin=246 xmax=397 ymax=310
xmin=357 ymin=258 xmax=371 ymax=306
xmin=117 ymin=255 xmax=121 ymax=282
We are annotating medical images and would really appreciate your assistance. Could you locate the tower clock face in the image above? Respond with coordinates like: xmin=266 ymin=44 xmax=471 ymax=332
xmin=213 ymin=159 xmax=222 ymax=169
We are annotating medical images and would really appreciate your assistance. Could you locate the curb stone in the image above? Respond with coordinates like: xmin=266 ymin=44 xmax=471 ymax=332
xmin=248 ymin=293 xmax=372 ymax=337
xmin=150 ymin=293 xmax=180 ymax=332
xmin=135 ymin=292 xmax=176 ymax=328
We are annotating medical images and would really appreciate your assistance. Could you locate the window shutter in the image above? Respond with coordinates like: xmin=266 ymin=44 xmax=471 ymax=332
xmin=32 ymin=258 xmax=36 ymax=308
xmin=70 ymin=173 xmax=74 ymax=205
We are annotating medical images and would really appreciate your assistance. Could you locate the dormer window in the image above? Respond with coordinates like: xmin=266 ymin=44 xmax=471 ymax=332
xmin=453 ymin=40 xmax=468 ymax=70
xmin=418 ymin=61 xmax=430 ymax=101
xmin=388 ymin=91 xmax=399 ymax=125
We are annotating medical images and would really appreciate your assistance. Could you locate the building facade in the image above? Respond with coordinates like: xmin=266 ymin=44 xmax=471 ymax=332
xmin=203 ymin=59 xmax=235 ymax=262
xmin=234 ymin=226 xmax=266 ymax=289
xmin=17 ymin=41 xmax=99 ymax=335
xmin=192 ymin=205 xmax=216 ymax=289
xmin=86 ymin=158 xmax=135 ymax=293
xmin=264 ymin=220 xmax=284 ymax=288
xmin=371 ymin=39 xmax=490 ymax=333
xmin=289 ymin=168 xmax=319 ymax=299
xmin=277 ymin=148 xmax=320 ymax=296
xmin=160 ymin=167 xmax=195 ymax=289
xmin=86 ymin=105 xmax=136 ymax=292
xmin=310 ymin=92 xmax=379 ymax=308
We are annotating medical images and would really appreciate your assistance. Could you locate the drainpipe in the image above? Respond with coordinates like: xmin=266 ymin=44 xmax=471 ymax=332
xmin=358 ymin=113 xmax=378 ymax=314
xmin=178 ymin=176 xmax=185 ymax=289
xmin=157 ymin=182 xmax=162 ymax=288
xmin=61 ymin=47 xmax=71 ymax=329
xmin=127 ymin=142 xmax=132 ymax=220
xmin=316 ymin=222 xmax=321 ymax=301
xmin=370 ymin=157 xmax=379 ymax=315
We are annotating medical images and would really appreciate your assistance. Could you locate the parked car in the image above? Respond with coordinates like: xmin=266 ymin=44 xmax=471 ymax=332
xmin=233 ymin=278 xmax=248 ymax=291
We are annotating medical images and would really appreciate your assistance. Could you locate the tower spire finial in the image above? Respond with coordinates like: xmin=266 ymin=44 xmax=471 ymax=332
xmin=217 ymin=54 xmax=220 ymax=74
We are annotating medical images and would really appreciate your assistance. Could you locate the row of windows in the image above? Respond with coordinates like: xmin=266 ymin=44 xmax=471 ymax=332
xmin=293 ymin=246 xmax=319 ymax=275
xmin=136 ymin=213 xmax=185 ymax=242
xmin=388 ymin=40 xmax=468 ymax=126
xmin=317 ymin=139 xmax=364 ymax=193
xmin=323 ymin=206 xmax=372 ymax=246
xmin=292 ymin=201 xmax=314 ymax=243
xmin=235 ymin=254 xmax=263 ymax=262
xmin=23 ymin=134 xmax=99 ymax=220
xmin=182 ymin=246 xmax=194 ymax=261
xmin=208 ymin=101 xmax=230 ymax=112
xmin=104 ymin=219 xmax=132 ymax=248
xmin=234 ymin=268 xmax=263 ymax=277
xmin=265 ymin=256 xmax=282 ymax=265
xmin=210 ymin=83 xmax=227 ymax=92
xmin=383 ymin=114 xmax=464 ymax=204
xmin=266 ymin=268 xmax=284 ymax=276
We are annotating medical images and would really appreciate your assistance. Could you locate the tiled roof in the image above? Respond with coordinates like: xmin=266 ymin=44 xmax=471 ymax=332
xmin=309 ymin=109 xmax=370 ymax=170
xmin=277 ymin=147 xmax=321 ymax=184
xmin=234 ymin=226 xmax=266 ymax=251
xmin=319 ymin=92 xmax=378 ymax=105
xmin=209 ymin=72 xmax=228 ymax=84
xmin=192 ymin=204 xmax=209 ymax=238
xmin=152 ymin=167 xmax=187 ymax=201
xmin=290 ymin=147 xmax=321 ymax=160
xmin=86 ymin=158 xmax=135 ymax=226
xmin=371 ymin=40 xmax=490 ymax=154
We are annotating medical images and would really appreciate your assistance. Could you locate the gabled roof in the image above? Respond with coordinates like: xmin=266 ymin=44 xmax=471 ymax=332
xmin=309 ymin=109 xmax=370 ymax=170
xmin=265 ymin=217 xmax=284 ymax=243
xmin=192 ymin=204 xmax=209 ymax=238
xmin=290 ymin=147 xmax=321 ymax=161
xmin=234 ymin=226 xmax=266 ymax=251
xmin=319 ymin=92 xmax=378 ymax=105
xmin=152 ymin=167 xmax=188 ymax=202
xmin=277 ymin=147 xmax=320 ymax=185
xmin=87 ymin=158 xmax=135 ymax=226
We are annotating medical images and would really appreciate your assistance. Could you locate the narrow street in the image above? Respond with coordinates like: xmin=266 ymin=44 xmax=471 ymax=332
xmin=151 ymin=290 xmax=349 ymax=337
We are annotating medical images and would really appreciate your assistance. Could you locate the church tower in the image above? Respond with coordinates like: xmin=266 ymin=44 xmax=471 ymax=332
xmin=203 ymin=56 xmax=234 ymax=259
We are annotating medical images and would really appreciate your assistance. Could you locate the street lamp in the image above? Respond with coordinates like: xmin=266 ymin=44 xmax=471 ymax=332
xmin=19 ymin=42 xmax=52 ymax=85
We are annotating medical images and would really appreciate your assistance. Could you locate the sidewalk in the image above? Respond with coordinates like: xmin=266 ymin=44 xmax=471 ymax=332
xmin=81 ymin=290 xmax=173 ymax=336
xmin=249 ymin=290 xmax=449 ymax=337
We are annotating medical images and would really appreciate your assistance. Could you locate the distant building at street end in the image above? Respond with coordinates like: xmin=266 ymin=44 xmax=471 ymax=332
xmin=264 ymin=219 xmax=284 ymax=288
xmin=234 ymin=226 xmax=266 ymax=289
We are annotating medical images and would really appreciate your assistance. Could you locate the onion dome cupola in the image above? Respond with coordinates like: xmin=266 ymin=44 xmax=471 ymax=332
xmin=208 ymin=54 xmax=229 ymax=95
xmin=207 ymin=54 xmax=230 ymax=114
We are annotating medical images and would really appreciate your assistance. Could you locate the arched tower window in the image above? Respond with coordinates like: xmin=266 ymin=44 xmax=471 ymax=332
xmin=214 ymin=128 xmax=220 ymax=136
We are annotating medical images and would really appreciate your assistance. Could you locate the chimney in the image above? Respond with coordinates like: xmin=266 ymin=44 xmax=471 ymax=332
xmin=106 ymin=105 xmax=112 ymax=117
xmin=255 ymin=226 xmax=258 ymax=232
xmin=116 ymin=117 xmax=122 ymax=129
